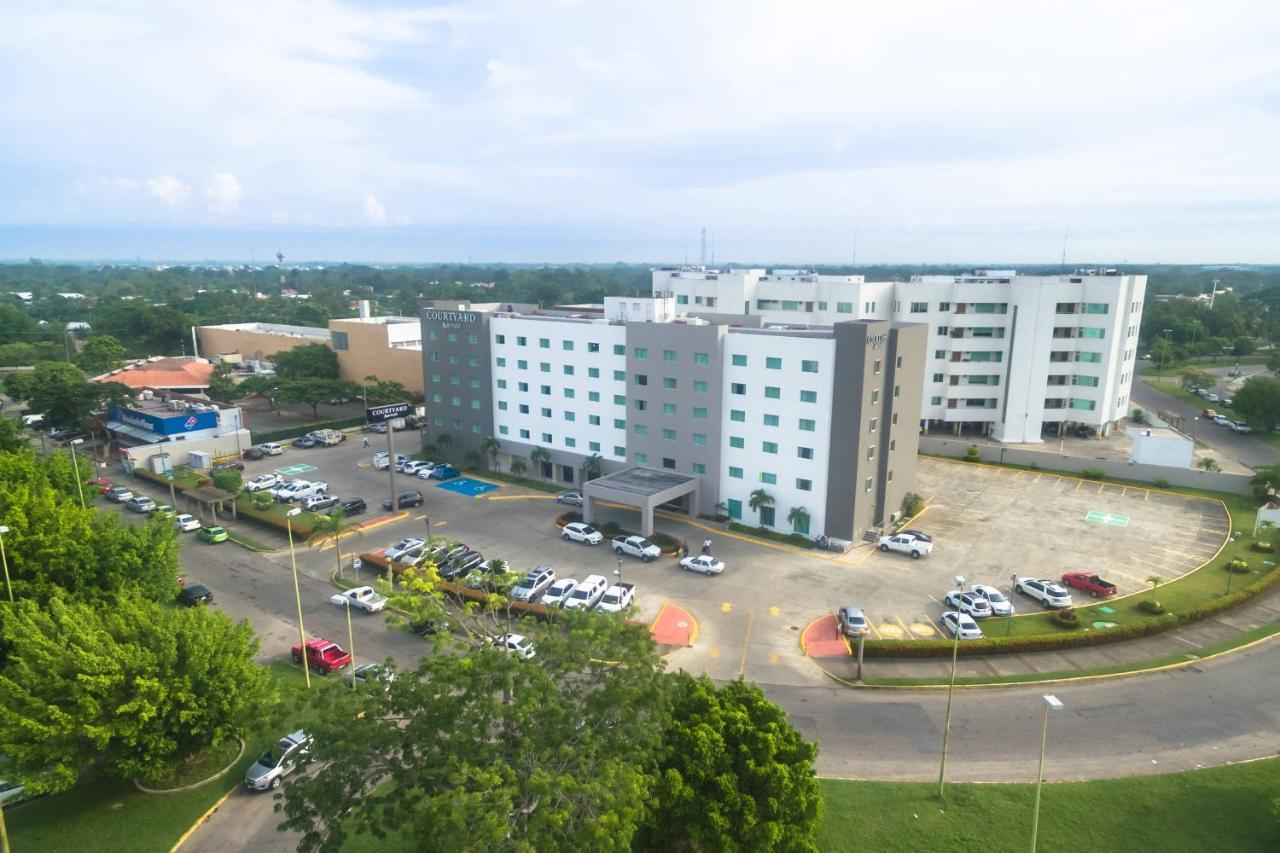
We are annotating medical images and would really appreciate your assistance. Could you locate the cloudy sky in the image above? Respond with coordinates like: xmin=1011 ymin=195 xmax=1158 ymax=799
xmin=1 ymin=0 xmax=1277 ymax=263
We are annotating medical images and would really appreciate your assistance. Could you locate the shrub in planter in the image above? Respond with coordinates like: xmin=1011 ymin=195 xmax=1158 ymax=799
xmin=555 ymin=511 xmax=583 ymax=528
xmin=1081 ymin=468 xmax=1105 ymax=480
xmin=600 ymin=520 xmax=621 ymax=536
xmin=964 ymin=446 xmax=980 ymax=462
xmin=1139 ymin=598 xmax=1166 ymax=615
xmin=1252 ymin=542 xmax=1274 ymax=553
xmin=1153 ymin=478 xmax=1170 ymax=489
xmin=1052 ymin=607 xmax=1081 ymax=629
xmin=252 ymin=493 xmax=274 ymax=512
xmin=1227 ymin=559 xmax=1252 ymax=573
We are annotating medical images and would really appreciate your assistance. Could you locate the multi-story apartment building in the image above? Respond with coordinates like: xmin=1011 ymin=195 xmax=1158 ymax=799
xmin=420 ymin=298 xmax=925 ymax=541
xmin=654 ymin=268 xmax=1146 ymax=443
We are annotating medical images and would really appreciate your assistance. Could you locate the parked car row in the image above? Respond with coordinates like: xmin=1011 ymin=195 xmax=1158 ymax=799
xmin=372 ymin=452 xmax=462 ymax=481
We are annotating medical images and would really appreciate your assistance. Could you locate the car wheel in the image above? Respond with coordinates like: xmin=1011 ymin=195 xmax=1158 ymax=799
xmin=910 ymin=551 xmax=920 ymax=559
xmin=562 ymin=532 xmax=571 ymax=540
xmin=319 ymin=665 xmax=329 ymax=675
xmin=1015 ymin=583 xmax=1024 ymax=594
xmin=681 ymin=563 xmax=689 ymax=571
xmin=292 ymin=652 xmax=301 ymax=665
xmin=614 ymin=546 xmax=623 ymax=555
xmin=270 ymin=776 xmax=282 ymax=790
xmin=642 ymin=554 xmax=652 ymax=563
xmin=879 ymin=544 xmax=889 ymax=552
xmin=1090 ymin=589 xmax=1099 ymax=597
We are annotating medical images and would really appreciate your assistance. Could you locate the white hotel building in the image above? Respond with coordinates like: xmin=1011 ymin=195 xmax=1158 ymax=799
xmin=420 ymin=298 xmax=925 ymax=542
xmin=654 ymin=268 xmax=1146 ymax=444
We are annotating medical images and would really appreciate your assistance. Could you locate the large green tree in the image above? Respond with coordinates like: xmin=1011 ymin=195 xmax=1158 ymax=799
xmin=279 ymin=578 xmax=671 ymax=852
xmin=0 ymin=596 xmax=276 ymax=791
xmin=278 ymin=378 xmax=361 ymax=418
xmin=635 ymin=675 xmax=822 ymax=852
xmin=206 ymin=362 xmax=239 ymax=402
xmin=73 ymin=334 xmax=126 ymax=375
xmin=363 ymin=378 xmax=413 ymax=406
xmin=8 ymin=361 xmax=133 ymax=429
xmin=1231 ymin=376 xmax=1280 ymax=431
xmin=272 ymin=343 xmax=339 ymax=381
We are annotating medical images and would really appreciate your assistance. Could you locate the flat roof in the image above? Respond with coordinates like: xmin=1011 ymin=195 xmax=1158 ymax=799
xmin=587 ymin=466 xmax=697 ymax=498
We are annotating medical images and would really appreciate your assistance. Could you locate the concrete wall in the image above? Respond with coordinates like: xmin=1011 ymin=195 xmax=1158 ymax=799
xmin=196 ymin=326 xmax=328 ymax=362
xmin=1126 ymin=427 xmax=1194 ymax=468
xmin=120 ymin=431 xmax=252 ymax=469
xmin=329 ymin=319 xmax=424 ymax=394
xmin=919 ymin=436 xmax=1253 ymax=495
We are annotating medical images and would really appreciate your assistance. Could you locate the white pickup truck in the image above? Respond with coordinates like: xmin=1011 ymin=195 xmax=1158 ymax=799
xmin=275 ymin=480 xmax=329 ymax=503
xmin=612 ymin=535 xmax=661 ymax=562
xmin=245 ymin=473 xmax=282 ymax=493
xmin=877 ymin=532 xmax=933 ymax=559
xmin=329 ymin=586 xmax=387 ymax=613
xmin=597 ymin=582 xmax=635 ymax=613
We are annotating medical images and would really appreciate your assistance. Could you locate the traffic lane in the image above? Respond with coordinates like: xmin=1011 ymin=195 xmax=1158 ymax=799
xmin=769 ymin=639 xmax=1280 ymax=783
xmin=1133 ymin=379 xmax=1279 ymax=469
xmin=181 ymin=787 xmax=296 ymax=853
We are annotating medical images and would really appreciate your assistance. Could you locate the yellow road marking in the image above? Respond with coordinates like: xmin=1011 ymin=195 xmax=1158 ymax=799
xmin=921 ymin=613 xmax=942 ymax=636
xmin=895 ymin=614 xmax=913 ymax=638
xmin=1075 ymin=479 xmax=1083 ymax=490
xmin=356 ymin=462 xmax=372 ymax=468
xmin=769 ymin=651 xmax=779 ymax=664
xmin=1121 ymin=486 xmax=1128 ymax=496
xmin=709 ymin=646 xmax=720 ymax=658
xmin=721 ymin=602 xmax=732 ymax=613
xmin=414 ymin=514 xmax=429 ymax=520
xmin=480 ymin=494 xmax=557 ymax=501
xmin=434 ymin=520 xmax=447 ymax=527
xmin=1097 ymin=483 xmax=1105 ymax=494
xmin=1144 ymin=490 xmax=1150 ymax=501
xmin=738 ymin=607 xmax=756 ymax=677
xmin=878 ymin=622 xmax=903 ymax=638
xmin=867 ymin=620 xmax=881 ymax=639
xmin=769 ymin=606 xmax=780 ymax=617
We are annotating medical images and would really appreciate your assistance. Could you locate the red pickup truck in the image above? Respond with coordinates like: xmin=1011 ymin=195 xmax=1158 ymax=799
xmin=1060 ymin=572 xmax=1117 ymax=597
xmin=291 ymin=638 xmax=352 ymax=674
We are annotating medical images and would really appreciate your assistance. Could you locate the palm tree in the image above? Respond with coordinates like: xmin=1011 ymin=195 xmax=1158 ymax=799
xmin=581 ymin=453 xmax=603 ymax=482
xmin=510 ymin=457 xmax=528 ymax=479
xmin=435 ymin=433 xmax=454 ymax=460
xmin=310 ymin=508 xmax=364 ymax=578
xmin=463 ymin=450 xmax=482 ymax=470
xmin=1197 ymin=456 xmax=1220 ymax=472
xmin=529 ymin=446 xmax=551 ymax=480
xmin=748 ymin=488 xmax=774 ymax=521
xmin=479 ymin=436 xmax=501 ymax=471
xmin=786 ymin=505 xmax=810 ymax=535
xmin=1145 ymin=574 xmax=1164 ymax=595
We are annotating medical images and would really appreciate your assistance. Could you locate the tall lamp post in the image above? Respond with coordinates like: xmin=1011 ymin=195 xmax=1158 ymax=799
xmin=0 ymin=525 xmax=13 ymax=603
xmin=1160 ymin=329 xmax=1173 ymax=374
xmin=286 ymin=507 xmax=310 ymax=689
xmin=69 ymin=438 xmax=87 ymax=510
xmin=1030 ymin=694 xmax=1065 ymax=852
xmin=938 ymin=573 xmax=966 ymax=800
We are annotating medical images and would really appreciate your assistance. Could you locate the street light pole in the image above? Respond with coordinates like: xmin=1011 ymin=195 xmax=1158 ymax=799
xmin=1030 ymin=694 xmax=1065 ymax=852
xmin=69 ymin=438 xmax=87 ymax=510
xmin=286 ymin=508 xmax=310 ymax=689
xmin=345 ymin=597 xmax=356 ymax=691
xmin=0 ymin=526 xmax=13 ymax=603
xmin=938 ymin=573 xmax=966 ymax=800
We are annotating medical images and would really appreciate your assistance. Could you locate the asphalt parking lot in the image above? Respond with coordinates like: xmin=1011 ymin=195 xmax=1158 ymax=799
xmin=113 ymin=435 xmax=1231 ymax=687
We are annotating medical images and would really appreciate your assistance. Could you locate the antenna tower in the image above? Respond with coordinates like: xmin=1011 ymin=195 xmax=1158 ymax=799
xmin=277 ymin=250 xmax=285 ymax=289
xmin=1060 ymin=228 xmax=1069 ymax=271
xmin=699 ymin=227 xmax=707 ymax=267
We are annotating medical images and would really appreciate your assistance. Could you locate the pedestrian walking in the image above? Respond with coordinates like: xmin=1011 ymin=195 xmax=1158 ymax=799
xmin=362 ymin=433 xmax=369 ymax=448
xmin=702 ymin=538 xmax=712 ymax=555
xmin=681 ymin=541 xmax=689 ymax=558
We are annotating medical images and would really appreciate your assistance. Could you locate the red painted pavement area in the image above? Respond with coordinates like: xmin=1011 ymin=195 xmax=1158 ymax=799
xmin=650 ymin=602 xmax=696 ymax=647
xmin=803 ymin=614 xmax=851 ymax=658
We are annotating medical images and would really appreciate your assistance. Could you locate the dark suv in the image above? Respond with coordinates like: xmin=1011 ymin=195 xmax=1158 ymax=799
xmin=336 ymin=497 xmax=367 ymax=516
xmin=177 ymin=583 xmax=214 ymax=606
xmin=383 ymin=490 xmax=424 ymax=510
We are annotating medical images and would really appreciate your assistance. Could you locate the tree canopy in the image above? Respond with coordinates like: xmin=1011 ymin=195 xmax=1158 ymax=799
xmin=3 ymin=360 xmax=134 ymax=429
xmin=73 ymin=334 xmax=126 ymax=375
xmin=272 ymin=343 xmax=339 ymax=380
xmin=1231 ymin=376 xmax=1280 ymax=431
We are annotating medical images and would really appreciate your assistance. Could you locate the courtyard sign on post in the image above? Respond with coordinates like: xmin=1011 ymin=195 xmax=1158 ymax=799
xmin=366 ymin=403 xmax=410 ymax=423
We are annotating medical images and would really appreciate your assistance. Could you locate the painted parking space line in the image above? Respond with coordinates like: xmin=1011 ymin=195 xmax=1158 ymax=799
xmin=867 ymin=620 xmax=882 ymax=639
xmin=895 ymin=614 xmax=914 ymax=639
xmin=721 ymin=602 xmax=732 ymax=613
xmin=877 ymin=622 xmax=903 ymax=639
xmin=477 ymin=494 xmax=557 ymax=501
xmin=910 ymin=618 xmax=937 ymax=638
xmin=737 ymin=607 xmax=756 ymax=677
xmin=708 ymin=646 xmax=720 ymax=658
xmin=768 ymin=606 xmax=780 ymax=617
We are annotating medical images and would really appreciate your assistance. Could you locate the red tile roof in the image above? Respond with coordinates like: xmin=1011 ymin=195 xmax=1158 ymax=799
xmin=93 ymin=357 xmax=214 ymax=389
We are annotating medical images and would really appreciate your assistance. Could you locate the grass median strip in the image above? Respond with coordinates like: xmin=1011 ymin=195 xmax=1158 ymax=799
xmin=818 ymin=756 xmax=1280 ymax=853
xmin=859 ymin=617 xmax=1280 ymax=687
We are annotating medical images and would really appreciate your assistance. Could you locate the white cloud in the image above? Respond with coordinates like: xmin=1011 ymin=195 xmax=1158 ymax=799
xmin=361 ymin=193 xmax=387 ymax=225
xmin=145 ymin=175 xmax=191 ymax=208
xmin=205 ymin=171 xmax=243 ymax=214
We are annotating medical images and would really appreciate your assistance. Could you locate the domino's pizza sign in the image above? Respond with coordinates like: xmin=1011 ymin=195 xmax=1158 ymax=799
xmin=185 ymin=416 xmax=199 ymax=430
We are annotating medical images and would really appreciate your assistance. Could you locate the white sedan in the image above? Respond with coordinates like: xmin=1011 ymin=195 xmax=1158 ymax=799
xmin=679 ymin=555 xmax=725 ymax=575
xmin=971 ymin=584 xmax=1014 ymax=616
xmin=561 ymin=522 xmax=603 ymax=545
xmin=175 ymin=513 xmax=202 ymax=533
xmin=244 ymin=474 xmax=282 ymax=493
xmin=494 ymin=633 xmax=536 ymax=659
xmin=329 ymin=586 xmax=388 ymax=613
xmin=941 ymin=611 xmax=984 ymax=640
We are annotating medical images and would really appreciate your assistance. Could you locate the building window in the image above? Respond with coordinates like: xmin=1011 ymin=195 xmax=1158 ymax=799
xmin=518 ymin=359 xmax=528 ymax=370
xmin=564 ymin=388 xmax=576 ymax=399
xmin=837 ymin=302 xmax=853 ymax=313
xmin=635 ymin=374 xmax=648 ymax=386
xmin=797 ymin=446 xmax=814 ymax=460
xmin=499 ymin=425 xmax=509 ymax=435
xmin=796 ymin=478 xmax=812 ymax=492
xmin=867 ymin=446 xmax=876 ymax=461
xmin=564 ymin=365 xmax=575 ymax=376
xmin=589 ymin=415 xmax=601 ymax=425
xmin=636 ymin=400 xmax=648 ymax=411
xmin=496 ymin=378 xmax=506 ymax=389
xmin=634 ymin=452 xmax=648 ymax=464
xmin=1079 ymin=328 xmax=1106 ymax=339
xmin=731 ymin=354 xmax=748 ymax=367
xmin=800 ymin=390 xmax=817 ymax=403
xmin=330 ymin=331 xmax=349 ymax=350
xmin=540 ymin=362 xmax=550 ymax=373
xmin=762 ymin=441 xmax=778 ymax=454
xmin=662 ymin=403 xmax=677 ymax=415
xmin=760 ymin=472 xmax=777 ymax=485
xmin=873 ymin=358 xmax=882 ymax=375
xmin=429 ymin=352 xmax=440 ymax=363
xmin=693 ymin=407 xmax=708 ymax=420
xmin=542 ymin=433 xmax=552 ymax=443
xmin=692 ymin=433 xmax=707 ymax=446
xmin=896 ymin=356 xmax=903 ymax=368
xmin=590 ymin=441 xmax=601 ymax=452
xmin=663 ymin=349 xmax=677 ymax=363
xmin=449 ymin=376 xmax=461 ymax=386
xmin=446 ymin=332 xmax=458 ymax=343
xmin=565 ymin=437 xmax=576 ymax=448
xmin=730 ymin=409 xmax=745 ymax=422
xmin=450 ymin=396 xmax=461 ymax=406
xmin=433 ymin=415 xmax=443 ymax=426
xmin=634 ymin=425 xmax=648 ymax=436
xmin=538 ymin=338 xmax=550 ymax=349
xmin=541 ymin=407 xmax=552 ymax=417
xmin=729 ymin=466 xmax=743 ymax=479
xmin=518 ymin=381 xmax=529 ymax=392
xmin=692 ymin=462 xmax=706 ymax=475
xmin=766 ymin=357 xmax=782 ymax=369
xmin=431 ymin=392 xmax=443 ymax=403
xmin=516 ymin=336 xmax=527 ymax=346
xmin=634 ymin=347 xmax=648 ymax=359
xmin=871 ymin=390 xmax=880 ymax=404
xmin=470 ymin=379 xmax=481 ymax=389
xmin=731 ymin=383 xmax=746 ymax=395
xmin=497 ymin=400 xmax=508 ymax=410
xmin=470 ymin=400 xmax=481 ymax=410
xmin=519 ymin=429 xmax=530 ymax=439
xmin=910 ymin=302 xmax=929 ymax=313
xmin=693 ymin=380 xmax=708 ymax=392
xmin=663 ymin=377 xmax=677 ymax=389
xmin=694 ymin=352 xmax=710 ymax=365
xmin=588 ymin=367 xmax=600 ymax=378
xmin=801 ymin=360 xmax=818 ymax=373
xmin=613 ymin=344 xmax=625 ymax=355
xmin=496 ymin=357 xmax=507 ymax=367
xmin=677 ymin=295 xmax=688 ymax=304
xmin=865 ymin=477 xmax=873 ymax=493
xmin=589 ymin=391 xmax=601 ymax=402
xmin=614 ymin=445 xmax=626 ymax=457
xmin=613 ymin=369 xmax=626 ymax=381
xmin=588 ymin=342 xmax=600 ymax=353
xmin=662 ymin=457 xmax=676 ymax=470
xmin=662 ymin=428 xmax=677 ymax=441
xmin=564 ymin=411 xmax=576 ymax=422
xmin=730 ymin=436 xmax=745 ymax=449
xmin=563 ymin=340 xmax=574 ymax=351
xmin=540 ymin=385 xmax=551 ymax=395
xmin=765 ymin=386 xmax=780 ymax=399
xmin=791 ymin=507 xmax=810 ymax=533
xmin=759 ymin=506 xmax=775 ymax=527
xmin=798 ymin=418 xmax=815 ymax=431
xmin=614 ymin=418 xmax=626 ymax=429
xmin=930 ymin=396 xmax=943 ymax=405
xmin=763 ymin=414 xmax=779 ymax=427
xmin=466 ymin=333 xmax=478 ymax=344
xmin=727 ymin=499 xmax=743 ymax=520
xmin=932 ymin=372 xmax=944 ymax=382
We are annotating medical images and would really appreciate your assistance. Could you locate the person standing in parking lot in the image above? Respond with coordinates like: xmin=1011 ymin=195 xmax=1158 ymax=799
xmin=362 ymin=433 xmax=370 ymax=448
xmin=702 ymin=538 xmax=712 ymax=555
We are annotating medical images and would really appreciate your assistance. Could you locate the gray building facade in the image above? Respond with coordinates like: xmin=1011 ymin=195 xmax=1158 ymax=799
xmin=419 ymin=306 xmax=495 ymax=457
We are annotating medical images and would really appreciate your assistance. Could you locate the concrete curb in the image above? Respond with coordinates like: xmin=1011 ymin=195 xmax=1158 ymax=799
xmin=167 ymin=787 xmax=236 ymax=852
xmin=134 ymin=738 xmax=245 ymax=794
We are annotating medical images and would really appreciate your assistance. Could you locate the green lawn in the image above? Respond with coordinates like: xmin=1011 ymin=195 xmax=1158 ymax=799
xmin=8 ymin=662 xmax=323 ymax=853
xmin=817 ymin=757 xmax=1280 ymax=853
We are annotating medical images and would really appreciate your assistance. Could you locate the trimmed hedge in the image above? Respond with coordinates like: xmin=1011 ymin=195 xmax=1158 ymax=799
xmin=862 ymin=562 xmax=1280 ymax=658
xmin=234 ymin=494 xmax=325 ymax=537
xmin=250 ymin=416 xmax=364 ymax=445
xmin=727 ymin=522 xmax=817 ymax=549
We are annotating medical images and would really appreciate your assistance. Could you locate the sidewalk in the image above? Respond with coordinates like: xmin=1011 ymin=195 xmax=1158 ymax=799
xmin=818 ymin=582 xmax=1280 ymax=682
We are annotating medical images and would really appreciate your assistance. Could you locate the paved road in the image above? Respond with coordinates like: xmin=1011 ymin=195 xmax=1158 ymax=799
xmin=1134 ymin=367 xmax=1280 ymax=470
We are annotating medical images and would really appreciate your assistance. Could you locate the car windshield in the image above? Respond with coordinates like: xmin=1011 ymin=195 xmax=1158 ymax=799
xmin=258 ymin=749 xmax=282 ymax=767
xmin=581 ymin=526 xmax=596 ymax=534
xmin=987 ymin=591 xmax=1006 ymax=602
xmin=570 ymin=588 xmax=589 ymax=599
